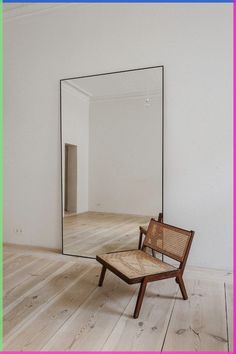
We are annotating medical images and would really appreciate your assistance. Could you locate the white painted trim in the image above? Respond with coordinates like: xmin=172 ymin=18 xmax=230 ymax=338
xmin=62 ymin=82 xmax=90 ymax=102
xmin=62 ymin=80 xmax=161 ymax=103
xmin=91 ymin=91 xmax=161 ymax=103
xmin=3 ymin=3 xmax=94 ymax=23
xmin=65 ymin=81 xmax=92 ymax=98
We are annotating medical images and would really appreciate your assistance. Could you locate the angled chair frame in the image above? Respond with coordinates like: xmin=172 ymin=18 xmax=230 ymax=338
xmin=96 ymin=217 xmax=194 ymax=319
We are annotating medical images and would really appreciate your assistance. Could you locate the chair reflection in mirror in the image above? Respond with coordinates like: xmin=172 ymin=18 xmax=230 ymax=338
xmin=96 ymin=218 xmax=194 ymax=318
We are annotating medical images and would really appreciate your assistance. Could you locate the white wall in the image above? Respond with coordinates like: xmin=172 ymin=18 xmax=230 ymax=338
xmin=3 ymin=4 xmax=232 ymax=269
xmin=62 ymin=84 xmax=89 ymax=214
xmin=89 ymin=96 xmax=162 ymax=216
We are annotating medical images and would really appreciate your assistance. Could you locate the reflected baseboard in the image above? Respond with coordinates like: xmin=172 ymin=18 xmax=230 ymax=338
xmin=3 ymin=242 xmax=61 ymax=255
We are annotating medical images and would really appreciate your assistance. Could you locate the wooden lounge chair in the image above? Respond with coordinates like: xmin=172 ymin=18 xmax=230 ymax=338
xmin=96 ymin=218 xmax=194 ymax=318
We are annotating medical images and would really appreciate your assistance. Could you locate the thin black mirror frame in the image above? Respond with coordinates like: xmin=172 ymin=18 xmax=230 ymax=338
xmin=60 ymin=65 xmax=164 ymax=258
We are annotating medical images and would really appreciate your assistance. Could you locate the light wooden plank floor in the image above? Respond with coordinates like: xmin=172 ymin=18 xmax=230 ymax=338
xmin=63 ymin=211 xmax=151 ymax=257
xmin=3 ymin=244 xmax=233 ymax=352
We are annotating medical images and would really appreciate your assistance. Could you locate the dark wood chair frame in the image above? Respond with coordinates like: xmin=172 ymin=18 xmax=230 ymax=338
xmin=96 ymin=216 xmax=194 ymax=319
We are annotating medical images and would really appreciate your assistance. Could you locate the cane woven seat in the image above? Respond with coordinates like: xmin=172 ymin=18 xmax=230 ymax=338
xmin=98 ymin=250 xmax=176 ymax=280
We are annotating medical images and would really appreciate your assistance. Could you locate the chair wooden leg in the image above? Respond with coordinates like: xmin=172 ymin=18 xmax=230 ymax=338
xmin=98 ymin=266 xmax=106 ymax=287
xmin=133 ymin=280 xmax=147 ymax=319
xmin=177 ymin=275 xmax=188 ymax=300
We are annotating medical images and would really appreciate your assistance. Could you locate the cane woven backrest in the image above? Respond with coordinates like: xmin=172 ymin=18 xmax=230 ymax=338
xmin=143 ymin=219 xmax=192 ymax=262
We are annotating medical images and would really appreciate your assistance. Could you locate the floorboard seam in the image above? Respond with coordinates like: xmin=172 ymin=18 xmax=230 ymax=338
xmin=100 ymin=286 xmax=139 ymax=350
xmin=4 ymin=264 xmax=92 ymax=346
xmin=40 ymin=285 xmax=98 ymax=351
xmin=224 ymin=282 xmax=230 ymax=352
xmin=160 ymin=291 xmax=177 ymax=352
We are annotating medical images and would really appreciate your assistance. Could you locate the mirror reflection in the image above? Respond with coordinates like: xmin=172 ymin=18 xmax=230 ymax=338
xmin=61 ymin=67 xmax=163 ymax=258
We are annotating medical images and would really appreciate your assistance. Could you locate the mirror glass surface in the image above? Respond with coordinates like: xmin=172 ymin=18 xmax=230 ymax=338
xmin=61 ymin=67 xmax=163 ymax=258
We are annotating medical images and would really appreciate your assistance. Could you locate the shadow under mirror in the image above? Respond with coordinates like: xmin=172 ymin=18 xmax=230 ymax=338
xmin=61 ymin=66 xmax=164 ymax=258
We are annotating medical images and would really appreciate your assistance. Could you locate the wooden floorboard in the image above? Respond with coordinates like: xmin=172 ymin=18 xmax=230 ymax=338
xmin=3 ymin=253 xmax=16 ymax=262
xmin=102 ymin=279 xmax=178 ymax=351
xmin=5 ymin=265 xmax=99 ymax=351
xmin=225 ymin=283 xmax=233 ymax=352
xmin=162 ymin=279 xmax=228 ymax=352
xmin=3 ymin=222 xmax=233 ymax=352
xmin=4 ymin=255 xmax=36 ymax=276
xmin=63 ymin=212 xmax=150 ymax=257
xmin=43 ymin=274 xmax=137 ymax=351
xmin=4 ymin=263 xmax=85 ymax=340
xmin=4 ymin=258 xmax=51 ymax=294
xmin=4 ymin=261 xmax=69 ymax=313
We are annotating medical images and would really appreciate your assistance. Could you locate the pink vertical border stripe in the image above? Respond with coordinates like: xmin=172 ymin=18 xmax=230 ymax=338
xmin=1 ymin=2 xmax=234 ymax=354
xmin=233 ymin=1 xmax=235 ymax=353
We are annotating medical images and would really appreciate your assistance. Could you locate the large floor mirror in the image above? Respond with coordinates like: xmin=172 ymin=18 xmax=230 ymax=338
xmin=60 ymin=66 xmax=164 ymax=258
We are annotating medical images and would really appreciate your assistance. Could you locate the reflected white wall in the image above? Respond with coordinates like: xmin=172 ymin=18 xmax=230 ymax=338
xmin=89 ymin=96 xmax=162 ymax=215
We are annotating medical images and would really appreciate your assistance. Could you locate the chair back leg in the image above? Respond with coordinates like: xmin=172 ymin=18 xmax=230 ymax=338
xmin=133 ymin=279 xmax=147 ymax=319
xmin=98 ymin=266 xmax=107 ymax=287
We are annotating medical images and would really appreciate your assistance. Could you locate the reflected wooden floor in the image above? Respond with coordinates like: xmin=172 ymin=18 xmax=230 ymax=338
xmin=63 ymin=211 xmax=151 ymax=257
xmin=3 ymin=244 xmax=233 ymax=352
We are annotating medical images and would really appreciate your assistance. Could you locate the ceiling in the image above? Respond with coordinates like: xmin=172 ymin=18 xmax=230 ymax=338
xmin=3 ymin=3 xmax=89 ymax=21
xmin=3 ymin=4 xmax=27 ymax=12
xmin=63 ymin=68 xmax=162 ymax=101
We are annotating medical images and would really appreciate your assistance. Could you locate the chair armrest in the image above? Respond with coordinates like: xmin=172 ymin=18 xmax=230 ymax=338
xmin=138 ymin=212 xmax=162 ymax=250
xmin=138 ymin=226 xmax=147 ymax=249
xmin=139 ymin=226 xmax=147 ymax=235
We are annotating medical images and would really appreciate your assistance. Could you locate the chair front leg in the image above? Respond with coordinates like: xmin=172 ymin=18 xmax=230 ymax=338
xmin=98 ymin=266 xmax=107 ymax=287
xmin=176 ymin=275 xmax=188 ymax=300
xmin=133 ymin=279 xmax=147 ymax=319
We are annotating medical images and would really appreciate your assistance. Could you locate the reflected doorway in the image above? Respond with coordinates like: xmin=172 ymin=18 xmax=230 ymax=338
xmin=64 ymin=144 xmax=77 ymax=215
